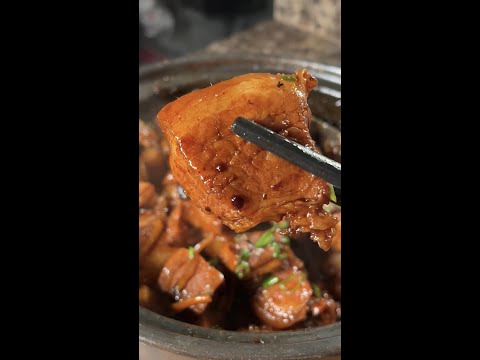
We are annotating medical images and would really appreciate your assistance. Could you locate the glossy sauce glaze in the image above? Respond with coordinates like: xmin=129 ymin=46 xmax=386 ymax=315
xmin=157 ymin=70 xmax=338 ymax=249
xmin=139 ymin=71 xmax=341 ymax=331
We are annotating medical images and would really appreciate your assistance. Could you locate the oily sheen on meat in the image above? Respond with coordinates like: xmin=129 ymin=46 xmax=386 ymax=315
xmin=157 ymin=70 xmax=337 ymax=250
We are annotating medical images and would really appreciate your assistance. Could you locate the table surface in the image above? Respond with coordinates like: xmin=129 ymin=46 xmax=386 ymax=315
xmin=197 ymin=20 xmax=341 ymax=67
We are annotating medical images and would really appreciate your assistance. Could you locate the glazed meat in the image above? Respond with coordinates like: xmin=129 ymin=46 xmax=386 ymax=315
xmin=139 ymin=181 xmax=166 ymax=259
xmin=159 ymin=248 xmax=224 ymax=314
xmin=138 ymin=173 xmax=341 ymax=327
xmin=205 ymin=226 xmax=303 ymax=280
xmin=139 ymin=119 xmax=167 ymax=189
xmin=202 ymin=224 xmax=315 ymax=329
xmin=158 ymin=70 xmax=338 ymax=250
xmin=139 ymin=71 xmax=341 ymax=331
xmin=139 ymin=210 xmax=164 ymax=260
xmin=307 ymin=292 xmax=338 ymax=325
xmin=331 ymin=210 xmax=341 ymax=251
xmin=253 ymin=269 xmax=312 ymax=329
xmin=139 ymin=181 xmax=157 ymax=209
xmin=161 ymin=200 xmax=223 ymax=247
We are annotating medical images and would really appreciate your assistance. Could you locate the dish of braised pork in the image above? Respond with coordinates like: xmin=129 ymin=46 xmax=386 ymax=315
xmin=140 ymin=70 xmax=341 ymax=331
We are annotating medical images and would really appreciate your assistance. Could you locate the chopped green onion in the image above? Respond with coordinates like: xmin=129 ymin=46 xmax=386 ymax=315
xmin=278 ymin=253 xmax=288 ymax=260
xmin=278 ymin=273 xmax=295 ymax=287
xmin=234 ymin=261 xmax=250 ymax=279
xmin=280 ymin=235 xmax=290 ymax=245
xmin=281 ymin=75 xmax=297 ymax=82
xmin=240 ymin=248 xmax=250 ymax=261
xmin=271 ymin=242 xmax=281 ymax=258
xmin=255 ymin=229 xmax=274 ymax=248
xmin=262 ymin=275 xmax=279 ymax=288
xmin=276 ymin=272 xmax=305 ymax=292
xmin=328 ymin=183 xmax=337 ymax=203
xmin=188 ymin=246 xmax=195 ymax=259
xmin=208 ymin=258 xmax=219 ymax=266
xmin=312 ymin=284 xmax=322 ymax=298
xmin=277 ymin=220 xmax=289 ymax=229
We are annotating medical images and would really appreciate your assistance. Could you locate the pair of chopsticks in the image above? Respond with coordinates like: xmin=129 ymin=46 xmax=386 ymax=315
xmin=231 ymin=117 xmax=341 ymax=206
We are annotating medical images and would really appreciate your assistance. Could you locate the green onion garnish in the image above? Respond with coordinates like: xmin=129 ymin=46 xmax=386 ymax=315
xmin=255 ymin=229 xmax=274 ymax=248
xmin=240 ymin=248 xmax=250 ymax=261
xmin=281 ymin=75 xmax=297 ymax=82
xmin=328 ymin=183 xmax=337 ymax=203
xmin=273 ymin=220 xmax=288 ymax=230
xmin=280 ymin=235 xmax=290 ymax=245
xmin=312 ymin=284 xmax=322 ymax=298
xmin=271 ymin=242 xmax=281 ymax=258
xmin=262 ymin=275 xmax=279 ymax=288
xmin=278 ymin=253 xmax=288 ymax=260
xmin=188 ymin=246 xmax=195 ymax=259
xmin=234 ymin=261 xmax=250 ymax=279
xmin=276 ymin=272 xmax=304 ymax=291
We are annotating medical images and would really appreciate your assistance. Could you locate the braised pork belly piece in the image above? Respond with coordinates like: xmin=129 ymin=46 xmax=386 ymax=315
xmin=159 ymin=247 xmax=224 ymax=314
xmin=158 ymin=70 xmax=337 ymax=250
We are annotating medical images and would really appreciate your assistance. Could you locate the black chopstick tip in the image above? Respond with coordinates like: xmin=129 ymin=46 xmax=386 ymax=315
xmin=231 ymin=117 xmax=246 ymax=130
xmin=231 ymin=117 xmax=341 ymax=189
xmin=231 ymin=118 xmax=251 ymax=138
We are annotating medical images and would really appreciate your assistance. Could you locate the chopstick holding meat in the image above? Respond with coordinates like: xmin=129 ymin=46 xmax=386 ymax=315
xmin=157 ymin=70 xmax=338 ymax=250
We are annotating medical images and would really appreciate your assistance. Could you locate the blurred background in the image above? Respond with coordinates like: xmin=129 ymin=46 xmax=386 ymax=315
xmin=139 ymin=0 xmax=340 ymax=66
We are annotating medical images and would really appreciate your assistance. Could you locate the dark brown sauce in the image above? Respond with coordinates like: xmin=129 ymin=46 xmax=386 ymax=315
xmin=231 ymin=195 xmax=245 ymax=209
xmin=215 ymin=163 xmax=227 ymax=172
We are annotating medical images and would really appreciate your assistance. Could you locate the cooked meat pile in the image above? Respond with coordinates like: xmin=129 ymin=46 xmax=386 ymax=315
xmin=139 ymin=119 xmax=169 ymax=191
xmin=157 ymin=70 xmax=338 ymax=251
xmin=140 ymin=103 xmax=341 ymax=330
